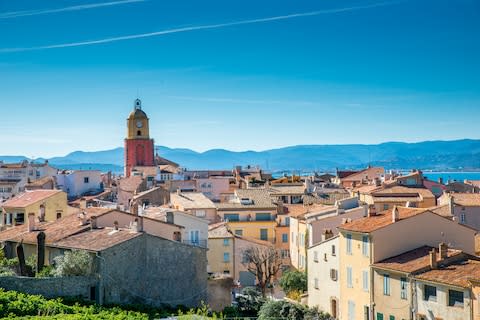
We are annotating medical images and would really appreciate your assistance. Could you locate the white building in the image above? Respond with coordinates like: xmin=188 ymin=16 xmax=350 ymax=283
xmin=307 ymin=235 xmax=340 ymax=319
xmin=143 ymin=207 xmax=209 ymax=248
xmin=0 ymin=160 xmax=57 ymax=200
xmin=56 ymin=170 xmax=103 ymax=199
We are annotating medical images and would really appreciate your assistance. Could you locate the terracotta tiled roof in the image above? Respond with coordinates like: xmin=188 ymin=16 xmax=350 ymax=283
xmin=430 ymin=205 xmax=452 ymax=217
xmin=132 ymin=166 xmax=157 ymax=177
xmin=208 ymin=222 xmax=234 ymax=239
xmin=371 ymin=186 xmax=435 ymax=199
xmin=217 ymin=189 xmax=276 ymax=210
xmin=338 ymin=207 xmax=429 ymax=233
xmin=450 ymin=193 xmax=480 ymax=207
xmin=268 ymin=185 xmax=306 ymax=196
xmin=284 ymin=204 xmax=331 ymax=219
xmin=373 ymin=246 xmax=464 ymax=274
xmin=118 ymin=176 xmax=144 ymax=192
xmin=26 ymin=176 xmax=55 ymax=188
xmin=1 ymin=190 xmax=63 ymax=208
xmin=416 ymin=259 xmax=480 ymax=288
xmin=341 ymin=167 xmax=384 ymax=182
xmin=171 ymin=192 xmax=216 ymax=209
xmin=337 ymin=171 xmax=359 ymax=179
xmin=53 ymin=227 xmax=142 ymax=252
xmin=0 ymin=209 xmax=112 ymax=245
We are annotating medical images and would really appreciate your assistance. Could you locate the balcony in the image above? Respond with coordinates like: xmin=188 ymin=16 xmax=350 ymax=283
xmin=181 ymin=239 xmax=207 ymax=248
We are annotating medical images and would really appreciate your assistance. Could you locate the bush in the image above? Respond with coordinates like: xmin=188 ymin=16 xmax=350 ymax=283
xmin=235 ymin=287 xmax=265 ymax=316
xmin=53 ymin=250 xmax=93 ymax=277
xmin=258 ymin=300 xmax=332 ymax=320
xmin=279 ymin=270 xmax=307 ymax=296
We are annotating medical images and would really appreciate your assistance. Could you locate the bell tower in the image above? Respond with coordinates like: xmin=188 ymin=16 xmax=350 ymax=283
xmin=124 ymin=99 xmax=155 ymax=177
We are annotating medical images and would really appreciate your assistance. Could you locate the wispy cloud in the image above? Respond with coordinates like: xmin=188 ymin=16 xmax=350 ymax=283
xmin=0 ymin=0 xmax=145 ymax=19
xmin=165 ymin=95 xmax=318 ymax=106
xmin=0 ymin=1 xmax=403 ymax=53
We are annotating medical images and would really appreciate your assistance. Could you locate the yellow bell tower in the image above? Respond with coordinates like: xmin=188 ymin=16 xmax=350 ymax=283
xmin=127 ymin=99 xmax=150 ymax=139
xmin=124 ymin=98 xmax=155 ymax=177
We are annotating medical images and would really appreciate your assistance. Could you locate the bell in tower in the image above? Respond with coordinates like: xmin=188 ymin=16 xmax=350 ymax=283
xmin=134 ymin=98 xmax=142 ymax=110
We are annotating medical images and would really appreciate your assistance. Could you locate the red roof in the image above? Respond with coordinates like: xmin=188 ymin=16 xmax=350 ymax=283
xmin=2 ymin=190 xmax=64 ymax=208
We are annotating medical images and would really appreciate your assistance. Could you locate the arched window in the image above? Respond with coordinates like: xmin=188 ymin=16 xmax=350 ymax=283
xmin=137 ymin=130 xmax=141 ymax=136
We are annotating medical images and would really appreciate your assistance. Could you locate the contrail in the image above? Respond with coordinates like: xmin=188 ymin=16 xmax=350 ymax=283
xmin=0 ymin=0 xmax=146 ymax=19
xmin=0 ymin=1 xmax=403 ymax=53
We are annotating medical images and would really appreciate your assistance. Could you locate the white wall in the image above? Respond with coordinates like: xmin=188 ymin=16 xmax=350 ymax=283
xmin=307 ymin=236 xmax=339 ymax=318
xmin=57 ymin=170 xmax=102 ymax=198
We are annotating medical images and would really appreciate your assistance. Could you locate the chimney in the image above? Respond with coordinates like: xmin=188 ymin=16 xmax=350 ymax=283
xmin=176 ymin=188 xmax=181 ymax=195
xmin=438 ymin=177 xmax=443 ymax=185
xmin=131 ymin=200 xmax=139 ymax=216
xmin=439 ymin=242 xmax=448 ymax=260
xmin=78 ymin=211 xmax=87 ymax=226
xmin=368 ymin=205 xmax=377 ymax=217
xmin=28 ymin=212 xmax=36 ymax=232
xmin=429 ymin=249 xmax=437 ymax=269
xmin=323 ymin=229 xmax=334 ymax=241
xmin=79 ymin=198 xmax=87 ymax=209
xmin=448 ymin=194 xmax=454 ymax=216
xmin=392 ymin=206 xmax=400 ymax=222
xmin=90 ymin=216 xmax=97 ymax=229
xmin=134 ymin=217 xmax=143 ymax=232
xmin=113 ymin=220 xmax=119 ymax=230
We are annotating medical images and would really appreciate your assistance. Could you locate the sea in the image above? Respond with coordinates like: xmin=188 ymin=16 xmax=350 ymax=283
xmin=421 ymin=172 xmax=480 ymax=183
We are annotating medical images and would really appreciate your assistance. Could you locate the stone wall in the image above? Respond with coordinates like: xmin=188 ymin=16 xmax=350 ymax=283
xmin=98 ymin=233 xmax=208 ymax=308
xmin=0 ymin=276 xmax=97 ymax=300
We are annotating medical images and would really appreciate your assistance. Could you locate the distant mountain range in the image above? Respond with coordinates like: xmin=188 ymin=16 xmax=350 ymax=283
xmin=2 ymin=139 xmax=480 ymax=173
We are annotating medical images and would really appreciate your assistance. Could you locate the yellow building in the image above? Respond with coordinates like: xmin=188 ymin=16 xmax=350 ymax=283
xmin=0 ymin=189 xmax=68 ymax=226
xmin=337 ymin=206 xmax=478 ymax=320
xmin=217 ymin=188 xmax=277 ymax=243
xmin=208 ymin=223 xmax=235 ymax=276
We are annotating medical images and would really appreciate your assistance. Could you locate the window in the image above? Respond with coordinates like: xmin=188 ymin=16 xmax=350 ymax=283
xmin=285 ymin=217 xmax=290 ymax=226
xmin=282 ymin=233 xmax=288 ymax=243
xmin=332 ymin=245 xmax=336 ymax=256
xmin=235 ymin=229 xmax=243 ymax=236
xmin=330 ymin=269 xmax=338 ymax=281
xmin=260 ymin=229 xmax=268 ymax=241
xmin=389 ymin=316 xmax=395 ymax=320
xmin=256 ymin=213 xmax=271 ymax=221
xmin=448 ymin=289 xmax=464 ymax=307
xmin=383 ymin=274 xmax=390 ymax=296
xmin=362 ymin=235 xmax=369 ymax=257
xmin=224 ymin=214 xmax=239 ymax=222
xmin=383 ymin=204 xmax=389 ymax=210
xmin=362 ymin=270 xmax=369 ymax=292
xmin=348 ymin=300 xmax=355 ymax=320
xmin=223 ymin=252 xmax=230 ymax=262
xmin=300 ymin=233 xmax=304 ymax=246
xmin=242 ymin=252 xmax=250 ymax=263
xmin=400 ymin=277 xmax=407 ymax=300
xmin=223 ymin=239 xmax=230 ymax=246
xmin=460 ymin=213 xmax=466 ymax=223
xmin=56 ymin=212 xmax=62 ymax=219
xmin=423 ymin=284 xmax=437 ymax=302
xmin=281 ymin=249 xmax=290 ymax=259
xmin=376 ymin=313 xmax=384 ymax=320
xmin=364 ymin=306 xmax=370 ymax=320
xmin=15 ymin=213 xmax=25 ymax=224
xmin=195 ymin=210 xmax=206 ymax=218
xmin=347 ymin=267 xmax=353 ymax=288
xmin=224 ymin=270 xmax=230 ymax=274
xmin=84 ymin=177 xmax=89 ymax=183
xmin=314 ymin=251 xmax=318 ymax=262
xmin=346 ymin=234 xmax=352 ymax=255
xmin=314 ymin=278 xmax=319 ymax=289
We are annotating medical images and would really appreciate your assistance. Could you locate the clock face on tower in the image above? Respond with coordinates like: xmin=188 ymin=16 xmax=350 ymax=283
xmin=136 ymin=120 xmax=143 ymax=128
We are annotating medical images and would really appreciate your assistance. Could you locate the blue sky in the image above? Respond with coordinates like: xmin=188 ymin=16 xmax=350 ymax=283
xmin=0 ymin=0 xmax=479 ymax=158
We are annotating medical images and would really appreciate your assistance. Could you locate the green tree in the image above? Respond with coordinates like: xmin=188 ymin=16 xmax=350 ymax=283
xmin=236 ymin=287 xmax=265 ymax=316
xmin=279 ymin=270 xmax=307 ymax=297
xmin=53 ymin=250 xmax=93 ymax=277
xmin=258 ymin=300 xmax=332 ymax=320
